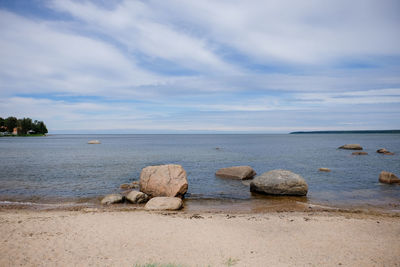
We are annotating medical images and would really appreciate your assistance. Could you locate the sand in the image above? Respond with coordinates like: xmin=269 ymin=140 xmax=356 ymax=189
xmin=0 ymin=209 xmax=399 ymax=267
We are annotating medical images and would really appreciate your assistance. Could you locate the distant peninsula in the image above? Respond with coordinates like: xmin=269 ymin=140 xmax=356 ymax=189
xmin=0 ymin=116 xmax=48 ymax=136
xmin=290 ymin=130 xmax=400 ymax=134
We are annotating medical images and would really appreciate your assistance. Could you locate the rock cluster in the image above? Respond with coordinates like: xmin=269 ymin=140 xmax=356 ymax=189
xmin=101 ymin=164 xmax=188 ymax=210
xmin=215 ymin=166 xmax=256 ymax=180
xmin=100 ymin=143 xmax=397 ymax=208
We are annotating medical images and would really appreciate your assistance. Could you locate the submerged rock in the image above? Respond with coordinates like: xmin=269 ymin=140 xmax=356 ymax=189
xmin=144 ymin=197 xmax=183 ymax=210
xmin=319 ymin=168 xmax=331 ymax=172
xmin=377 ymin=148 xmax=395 ymax=155
xmin=352 ymin=152 xmax=368 ymax=155
xmin=215 ymin=166 xmax=256 ymax=180
xmin=88 ymin=140 xmax=101 ymax=144
xmin=379 ymin=171 xmax=400 ymax=184
xmin=126 ymin=191 xmax=149 ymax=204
xmin=120 ymin=183 xmax=139 ymax=190
xmin=383 ymin=152 xmax=395 ymax=155
xmin=101 ymin=194 xmax=124 ymax=205
xmin=250 ymin=169 xmax=308 ymax=196
xmin=338 ymin=144 xmax=363 ymax=150
xmin=139 ymin=164 xmax=188 ymax=198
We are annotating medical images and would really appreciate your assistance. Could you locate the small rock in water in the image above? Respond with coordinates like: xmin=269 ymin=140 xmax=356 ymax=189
xmin=384 ymin=152 xmax=395 ymax=155
xmin=101 ymin=194 xmax=124 ymax=205
xmin=216 ymin=166 xmax=256 ymax=180
xmin=319 ymin=168 xmax=331 ymax=172
xmin=377 ymin=148 xmax=388 ymax=153
xmin=144 ymin=197 xmax=183 ymax=210
xmin=120 ymin=183 xmax=139 ymax=190
xmin=338 ymin=144 xmax=363 ymax=150
xmin=126 ymin=191 xmax=149 ymax=204
xmin=120 ymin=184 xmax=132 ymax=190
xmin=377 ymin=148 xmax=394 ymax=155
xmin=352 ymin=152 xmax=368 ymax=155
xmin=88 ymin=140 xmax=101 ymax=144
xmin=379 ymin=171 xmax=400 ymax=184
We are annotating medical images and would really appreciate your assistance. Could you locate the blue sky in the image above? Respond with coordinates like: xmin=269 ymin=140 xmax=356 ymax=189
xmin=0 ymin=0 xmax=399 ymax=133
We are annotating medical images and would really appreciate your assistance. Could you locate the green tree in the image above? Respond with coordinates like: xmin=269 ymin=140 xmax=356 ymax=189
xmin=18 ymin=117 xmax=33 ymax=135
xmin=5 ymin=116 xmax=18 ymax=132
xmin=38 ymin=121 xmax=48 ymax=134
xmin=0 ymin=117 xmax=5 ymax=132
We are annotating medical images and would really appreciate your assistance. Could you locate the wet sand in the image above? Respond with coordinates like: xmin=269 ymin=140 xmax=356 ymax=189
xmin=1 ymin=207 xmax=399 ymax=267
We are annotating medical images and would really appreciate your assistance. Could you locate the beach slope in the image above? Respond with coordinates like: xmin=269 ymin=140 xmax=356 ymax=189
xmin=0 ymin=210 xmax=399 ymax=266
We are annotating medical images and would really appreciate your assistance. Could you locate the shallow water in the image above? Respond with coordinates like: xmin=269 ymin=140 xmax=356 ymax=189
xmin=0 ymin=134 xmax=399 ymax=209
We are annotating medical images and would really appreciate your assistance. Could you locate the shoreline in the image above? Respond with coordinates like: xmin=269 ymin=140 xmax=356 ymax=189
xmin=1 ymin=197 xmax=399 ymax=216
xmin=1 ymin=208 xmax=399 ymax=266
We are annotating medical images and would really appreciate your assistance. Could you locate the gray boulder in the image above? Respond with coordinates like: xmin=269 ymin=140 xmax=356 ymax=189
xmin=250 ymin=169 xmax=308 ymax=196
xmin=126 ymin=191 xmax=149 ymax=204
xmin=338 ymin=144 xmax=363 ymax=150
xmin=144 ymin=197 xmax=183 ymax=210
xmin=101 ymin=194 xmax=124 ymax=205
xmin=215 ymin=166 xmax=256 ymax=180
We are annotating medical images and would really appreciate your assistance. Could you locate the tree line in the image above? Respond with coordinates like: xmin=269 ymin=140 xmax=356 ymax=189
xmin=0 ymin=116 xmax=48 ymax=135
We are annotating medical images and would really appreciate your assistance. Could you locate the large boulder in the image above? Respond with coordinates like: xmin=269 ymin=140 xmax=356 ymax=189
xmin=215 ymin=166 xmax=256 ymax=180
xmin=338 ymin=144 xmax=363 ymax=150
xmin=126 ymin=191 xmax=149 ymax=204
xmin=144 ymin=197 xmax=183 ymax=210
xmin=250 ymin=169 xmax=308 ymax=196
xmin=379 ymin=171 xmax=400 ymax=184
xmin=139 ymin=164 xmax=188 ymax=198
xmin=101 ymin=194 xmax=124 ymax=205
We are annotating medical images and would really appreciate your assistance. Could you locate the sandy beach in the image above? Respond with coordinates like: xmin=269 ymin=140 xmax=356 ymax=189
xmin=1 ymin=208 xmax=399 ymax=267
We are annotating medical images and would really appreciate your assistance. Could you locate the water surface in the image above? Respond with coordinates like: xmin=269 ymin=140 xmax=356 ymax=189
xmin=0 ymin=134 xmax=399 ymax=210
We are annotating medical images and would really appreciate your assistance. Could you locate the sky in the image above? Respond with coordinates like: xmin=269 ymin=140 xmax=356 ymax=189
xmin=0 ymin=0 xmax=399 ymax=133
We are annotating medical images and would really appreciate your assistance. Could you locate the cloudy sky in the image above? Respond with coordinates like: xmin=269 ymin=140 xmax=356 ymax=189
xmin=0 ymin=0 xmax=399 ymax=133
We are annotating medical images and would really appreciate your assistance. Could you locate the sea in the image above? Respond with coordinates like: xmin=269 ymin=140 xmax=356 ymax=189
xmin=0 ymin=134 xmax=399 ymax=211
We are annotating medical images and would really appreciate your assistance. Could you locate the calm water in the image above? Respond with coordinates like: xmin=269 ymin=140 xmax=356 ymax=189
xmin=0 ymin=134 xmax=399 ymax=209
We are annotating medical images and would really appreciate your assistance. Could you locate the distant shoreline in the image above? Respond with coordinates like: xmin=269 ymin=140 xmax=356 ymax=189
xmin=290 ymin=130 xmax=400 ymax=134
xmin=0 ymin=134 xmax=47 ymax=137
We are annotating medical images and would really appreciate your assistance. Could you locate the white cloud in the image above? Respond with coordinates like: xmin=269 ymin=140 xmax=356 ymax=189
xmin=0 ymin=10 xmax=161 ymax=97
xmin=49 ymin=0 xmax=238 ymax=73
xmin=154 ymin=0 xmax=400 ymax=64
xmin=296 ymin=88 xmax=400 ymax=105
